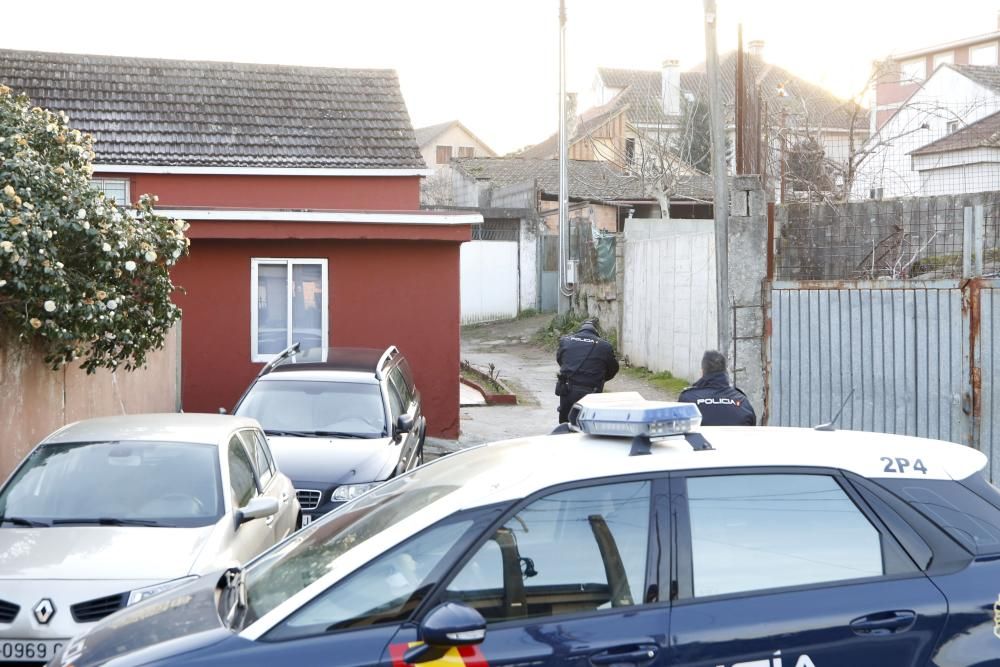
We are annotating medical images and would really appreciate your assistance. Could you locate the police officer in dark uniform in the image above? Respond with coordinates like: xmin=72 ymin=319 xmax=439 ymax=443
xmin=555 ymin=319 xmax=619 ymax=424
xmin=679 ymin=350 xmax=756 ymax=426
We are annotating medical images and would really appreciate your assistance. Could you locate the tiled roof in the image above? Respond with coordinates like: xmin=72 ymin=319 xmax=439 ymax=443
xmin=598 ymin=53 xmax=857 ymax=130
xmin=453 ymin=157 xmax=713 ymax=202
xmin=0 ymin=48 xmax=426 ymax=169
xmin=948 ymin=64 xmax=1000 ymax=94
xmin=911 ymin=109 xmax=1000 ymax=155
xmin=517 ymin=103 xmax=628 ymax=159
xmin=414 ymin=120 xmax=456 ymax=147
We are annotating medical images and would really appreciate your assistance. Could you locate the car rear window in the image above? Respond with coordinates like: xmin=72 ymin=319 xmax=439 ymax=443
xmin=877 ymin=474 xmax=1000 ymax=556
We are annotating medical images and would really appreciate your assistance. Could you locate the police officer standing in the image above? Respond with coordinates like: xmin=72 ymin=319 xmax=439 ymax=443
xmin=555 ymin=319 xmax=619 ymax=424
xmin=679 ymin=350 xmax=756 ymax=426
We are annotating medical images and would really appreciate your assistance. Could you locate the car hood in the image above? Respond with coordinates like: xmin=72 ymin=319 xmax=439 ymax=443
xmin=266 ymin=436 xmax=399 ymax=485
xmin=54 ymin=573 xmax=232 ymax=667
xmin=0 ymin=525 xmax=216 ymax=580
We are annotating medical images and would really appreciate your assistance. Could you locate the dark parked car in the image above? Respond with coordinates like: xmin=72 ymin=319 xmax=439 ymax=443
xmin=232 ymin=344 xmax=426 ymax=524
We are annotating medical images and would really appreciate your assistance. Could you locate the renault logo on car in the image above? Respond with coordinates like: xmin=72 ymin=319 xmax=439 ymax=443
xmin=33 ymin=598 xmax=55 ymax=625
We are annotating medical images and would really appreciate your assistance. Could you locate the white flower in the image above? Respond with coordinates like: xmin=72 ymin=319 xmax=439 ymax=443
xmin=82 ymin=221 xmax=90 ymax=230
xmin=0 ymin=279 xmax=6 ymax=287
xmin=102 ymin=242 xmax=111 ymax=252
xmin=124 ymin=260 xmax=136 ymax=272
xmin=106 ymin=299 xmax=118 ymax=310
xmin=43 ymin=300 xmax=56 ymax=313
xmin=173 ymin=219 xmax=186 ymax=231
xmin=95 ymin=206 xmax=104 ymax=216
xmin=0 ymin=241 xmax=12 ymax=252
xmin=144 ymin=251 xmax=157 ymax=262
xmin=172 ymin=248 xmax=181 ymax=258
xmin=111 ymin=211 xmax=122 ymax=223
xmin=76 ymin=209 xmax=86 ymax=219
xmin=55 ymin=262 xmax=63 ymax=269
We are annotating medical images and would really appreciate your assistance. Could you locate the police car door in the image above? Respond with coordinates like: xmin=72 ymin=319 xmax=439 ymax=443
xmin=395 ymin=477 xmax=671 ymax=667
xmin=668 ymin=468 xmax=948 ymax=667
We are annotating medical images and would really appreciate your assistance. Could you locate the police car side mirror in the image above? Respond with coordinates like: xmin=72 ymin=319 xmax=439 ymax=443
xmin=394 ymin=413 xmax=415 ymax=442
xmin=403 ymin=602 xmax=486 ymax=663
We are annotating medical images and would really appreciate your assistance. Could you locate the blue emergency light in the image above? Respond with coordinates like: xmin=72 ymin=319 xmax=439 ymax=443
xmin=571 ymin=394 xmax=703 ymax=439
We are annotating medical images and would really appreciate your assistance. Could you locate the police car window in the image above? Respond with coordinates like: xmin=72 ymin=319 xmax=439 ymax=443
xmin=877 ymin=476 xmax=1000 ymax=555
xmin=443 ymin=480 xmax=651 ymax=622
xmin=686 ymin=474 xmax=883 ymax=597
xmin=389 ymin=368 xmax=411 ymax=407
xmin=264 ymin=519 xmax=474 ymax=641
xmin=387 ymin=381 xmax=405 ymax=419
xmin=228 ymin=436 xmax=257 ymax=508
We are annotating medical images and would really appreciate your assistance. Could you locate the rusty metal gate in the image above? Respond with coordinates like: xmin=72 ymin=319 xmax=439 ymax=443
xmin=768 ymin=279 xmax=998 ymax=479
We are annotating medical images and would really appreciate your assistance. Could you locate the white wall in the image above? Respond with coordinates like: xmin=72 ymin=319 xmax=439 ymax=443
xmin=913 ymin=146 xmax=1000 ymax=195
xmin=852 ymin=67 xmax=1000 ymax=199
xmin=419 ymin=125 xmax=495 ymax=169
xmin=622 ymin=219 xmax=717 ymax=383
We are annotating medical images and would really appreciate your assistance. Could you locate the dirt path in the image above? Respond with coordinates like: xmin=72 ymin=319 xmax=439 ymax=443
xmin=427 ymin=315 xmax=685 ymax=454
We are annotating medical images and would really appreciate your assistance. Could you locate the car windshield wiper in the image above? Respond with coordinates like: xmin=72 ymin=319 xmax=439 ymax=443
xmin=304 ymin=431 xmax=373 ymax=439
xmin=0 ymin=516 xmax=50 ymax=527
xmin=51 ymin=517 xmax=162 ymax=527
xmin=264 ymin=429 xmax=313 ymax=437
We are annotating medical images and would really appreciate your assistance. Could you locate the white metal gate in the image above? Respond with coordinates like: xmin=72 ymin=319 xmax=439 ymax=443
xmin=460 ymin=241 xmax=518 ymax=325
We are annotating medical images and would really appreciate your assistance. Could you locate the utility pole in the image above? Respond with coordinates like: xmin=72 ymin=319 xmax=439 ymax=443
xmin=557 ymin=0 xmax=571 ymax=315
xmin=704 ymin=0 xmax=731 ymax=358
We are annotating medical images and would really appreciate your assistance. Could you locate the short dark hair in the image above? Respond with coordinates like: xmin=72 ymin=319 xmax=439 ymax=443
xmin=701 ymin=350 xmax=727 ymax=375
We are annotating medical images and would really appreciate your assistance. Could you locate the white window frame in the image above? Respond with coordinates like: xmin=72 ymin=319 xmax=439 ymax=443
xmin=250 ymin=258 xmax=328 ymax=363
xmin=970 ymin=42 xmax=998 ymax=66
xmin=91 ymin=177 xmax=131 ymax=204
xmin=899 ymin=58 xmax=926 ymax=83
xmin=932 ymin=51 xmax=954 ymax=70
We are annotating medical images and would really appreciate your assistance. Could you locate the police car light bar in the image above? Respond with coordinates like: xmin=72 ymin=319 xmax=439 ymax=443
xmin=571 ymin=393 xmax=703 ymax=440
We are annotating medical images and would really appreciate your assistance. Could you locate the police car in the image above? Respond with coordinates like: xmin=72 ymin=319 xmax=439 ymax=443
xmin=49 ymin=393 xmax=1000 ymax=667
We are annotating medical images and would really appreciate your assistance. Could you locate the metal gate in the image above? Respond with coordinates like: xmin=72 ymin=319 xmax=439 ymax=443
xmin=769 ymin=279 xmax=999 ymax=477
xmin=460 ymin=240 xmax=519 ymax=325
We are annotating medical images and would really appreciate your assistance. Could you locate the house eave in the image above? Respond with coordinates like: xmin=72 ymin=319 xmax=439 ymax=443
xmin=157 ymin=208 xmax=483 ymax=225
xmin=93 ymin=164 xmax=432 ymax=177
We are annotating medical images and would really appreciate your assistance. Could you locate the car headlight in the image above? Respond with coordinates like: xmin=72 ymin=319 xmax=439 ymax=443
xmin=127 ymin=576 xmax=199 ymax=606
xmin=332 ymin=482 xmax=380 ymax=502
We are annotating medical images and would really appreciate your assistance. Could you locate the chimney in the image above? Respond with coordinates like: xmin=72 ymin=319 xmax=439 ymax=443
xmin=661 ymin=59 xmax=680 ymax=115
xmin=748 ymin=40 xmax=765 ymax=59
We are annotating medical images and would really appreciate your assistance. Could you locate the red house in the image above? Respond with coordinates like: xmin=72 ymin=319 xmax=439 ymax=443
xmin=0 ymin=49 xmax=481 ymax=438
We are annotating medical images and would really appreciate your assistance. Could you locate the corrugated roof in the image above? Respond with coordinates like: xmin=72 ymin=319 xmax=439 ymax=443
xmin=453 ymin=157 xmax=713 ymax=202
xmin=911 ymin=108 xmax=1000 ymax=155
xmin=0 ymin=48 xmax=426 ymax=169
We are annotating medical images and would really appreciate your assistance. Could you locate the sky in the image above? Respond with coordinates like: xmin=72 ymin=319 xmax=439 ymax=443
xmin=5 ymin=0 xmax=999 ymax=154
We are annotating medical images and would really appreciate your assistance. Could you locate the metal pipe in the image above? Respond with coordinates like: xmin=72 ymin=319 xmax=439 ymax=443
xmin=557 ymin=0 xmax=571 ymax=313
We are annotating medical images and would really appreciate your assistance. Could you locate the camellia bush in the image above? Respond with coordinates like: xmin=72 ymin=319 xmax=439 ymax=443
xmin=0 ymin=84 xmax=188 ymax=372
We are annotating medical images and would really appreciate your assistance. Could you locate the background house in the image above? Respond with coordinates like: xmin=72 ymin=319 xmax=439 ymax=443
xmin=414 ymin=120 xmax=496 ymax=206
xmin=910 ymin=109 xmax=1000 ymax=194
xmin=873 ymin=18 xmax=1000 ymax=132
xmin=0 ymin=48 xmax=481 ymax=439
xmin=852 ymin=63 xmax=1000 ymax=199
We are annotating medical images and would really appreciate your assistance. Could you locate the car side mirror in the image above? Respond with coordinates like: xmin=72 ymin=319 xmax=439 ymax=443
xmin=403 ymin=602 xmax=486 ymax=663
xmin=394 ymin=413 xmax=415 ymax=441
xmin=235 ymin=496 xmax=279 ymax=527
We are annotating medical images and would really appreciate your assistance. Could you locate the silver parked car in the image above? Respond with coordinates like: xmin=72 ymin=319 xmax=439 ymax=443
xmin=0 ymin=413 xmax=299 ymax=665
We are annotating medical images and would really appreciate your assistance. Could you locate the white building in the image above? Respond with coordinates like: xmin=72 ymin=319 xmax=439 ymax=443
xmin=910 ymin=108 xmax=1000 ymax=195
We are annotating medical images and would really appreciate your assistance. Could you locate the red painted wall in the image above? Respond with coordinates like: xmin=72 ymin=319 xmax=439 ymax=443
xmin=171 ymin=238 xmax=462 ymax=438
xmin=112 ymin=173 xmax=421 ymax=210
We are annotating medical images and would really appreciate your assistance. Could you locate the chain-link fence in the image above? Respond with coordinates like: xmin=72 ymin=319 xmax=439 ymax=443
xmin=775 ymin=192 xmax=1000 ymax=280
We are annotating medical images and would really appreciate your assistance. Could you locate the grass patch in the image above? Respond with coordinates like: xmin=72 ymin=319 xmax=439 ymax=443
xmin=534 ymin=311 xmax=618 ymax=353
xmin=622 ymin=366 xmax=689 ymax=396
xmin=460 ymin=360 xmax=508 ymax=394
xmin=516 ymin=308 xmax=540 ymax=319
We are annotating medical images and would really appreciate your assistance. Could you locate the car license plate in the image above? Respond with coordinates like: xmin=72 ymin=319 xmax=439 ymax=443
xmin=301 ymin=514 xmax=313 ymax=526
xmin=0 ymin=638 xmax=66 ymax=661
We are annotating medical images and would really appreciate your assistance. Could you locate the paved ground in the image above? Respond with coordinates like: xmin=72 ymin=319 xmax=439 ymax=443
xmin=426 ymin=315 xmax=682 ymax=458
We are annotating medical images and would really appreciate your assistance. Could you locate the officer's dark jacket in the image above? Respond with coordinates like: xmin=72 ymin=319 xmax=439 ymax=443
xmin=556 ymin=324 xmax=619 ymax=392
xmin=678 ymin=372 xmax=756 ymax=426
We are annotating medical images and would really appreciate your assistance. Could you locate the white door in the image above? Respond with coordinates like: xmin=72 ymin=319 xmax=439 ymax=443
xmin=460 ymin=240 xmax=518 ymax=324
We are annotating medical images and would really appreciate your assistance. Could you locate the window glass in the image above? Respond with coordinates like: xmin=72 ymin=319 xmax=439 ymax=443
xmin=265 ymin=519 xmax=473 ymax=640
xmin=878 ymin=476 xmax=1000 ymax=555
xmin=899 ymin=58 xmax=925 ymax=82
xmin=932 ymin=51 xmax=954 ymax=70
xmin=389 ymin=368 xmax=411 ymax=407
xmin=253 ymin=260 xmax=326 ymax=359
xmin=91 ymin=178 xmax=130 ymax=205
xmin=228 ymin=436 xmax=257 ymax=508
xmin=687 ymin=474 xmax=883 ymax=597
xmin=239 ymin=430 xmax=273 ymax=487
xmin=444 ymin=481 xmax=651 ymax=622
xmin=292 ymin=264 xmax=323 ymax=352
xmin=0 ymin=441 xmax=222 ymax=527
xmin=256 ymin=264 xmax=289 ymax=356
xmin=387 ymin=382 xmax=405 ymax=420
xmin=970 ymin=42 xmax=998 ymax=66
xmin=236 ymin=380 xmax=386 ymax=437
